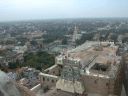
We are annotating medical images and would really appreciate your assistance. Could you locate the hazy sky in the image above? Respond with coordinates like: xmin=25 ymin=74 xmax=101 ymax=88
xmin=0 ymin=0 xmax=128 ymax=21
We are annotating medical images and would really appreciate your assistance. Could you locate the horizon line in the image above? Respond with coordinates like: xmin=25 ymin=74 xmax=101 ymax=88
xmin=0 ymin=17 xmax=128 ymax=23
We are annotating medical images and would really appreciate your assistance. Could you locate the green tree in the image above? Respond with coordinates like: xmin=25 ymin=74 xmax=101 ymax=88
xmin=62 ymin=38 xmax=68 ymax=45
xmin=23 ymin=51 xmax=55 ymax=70
xmin=8 ymin=62 xmax=17 ymax=69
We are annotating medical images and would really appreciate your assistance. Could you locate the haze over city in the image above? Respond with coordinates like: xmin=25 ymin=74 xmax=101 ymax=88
xmin=0 ymin=0 xmax=128 ymax=21
xmin=0 ymin=0 xmax=128 ymax=96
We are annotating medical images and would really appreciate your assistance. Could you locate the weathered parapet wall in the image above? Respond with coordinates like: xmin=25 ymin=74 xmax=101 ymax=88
xmin=82 ymin=75 xmax=111 ymax=96
xmin=39 ymin=73 xmax=58 ymax=88
xmin=123 ymin=53 xmax=128 ymax=96
xmin=82 ymin=68 xmax=123 ymax=96
xmin=113 ymin=61 xmax=124 ymax=96
xmin=31 ymin=84 xmax=41 ymax=93
xmin=56 ymin=79 xmax=85 ymax=94
xmin=44 ymin=64 xmax=62 ymax=76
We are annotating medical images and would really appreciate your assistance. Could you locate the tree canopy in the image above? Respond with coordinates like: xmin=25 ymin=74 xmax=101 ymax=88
xmin=23 ymin=51 xmax=55 ymax=70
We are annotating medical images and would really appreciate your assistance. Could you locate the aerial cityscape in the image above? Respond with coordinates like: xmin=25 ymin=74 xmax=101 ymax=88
xmin=0 ymin=0 xmax=128 ymax=96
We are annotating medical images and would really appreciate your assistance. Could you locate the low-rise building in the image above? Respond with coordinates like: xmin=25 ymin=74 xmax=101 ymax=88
xmin=32 ymin=41 xmax=124 ymax=96
xmin=19 ymin=67 xmax=40 ymax=88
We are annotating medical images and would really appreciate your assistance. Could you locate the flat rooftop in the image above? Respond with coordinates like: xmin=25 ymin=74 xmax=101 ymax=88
xmin=62 ymin=41 xmax=121 ymax=78
xmin=68 ymin=41 xmax=118 ymax=60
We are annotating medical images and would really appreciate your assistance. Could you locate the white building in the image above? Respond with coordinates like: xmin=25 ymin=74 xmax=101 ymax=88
xmin=13 ymin=45 xmax=28 ymax=53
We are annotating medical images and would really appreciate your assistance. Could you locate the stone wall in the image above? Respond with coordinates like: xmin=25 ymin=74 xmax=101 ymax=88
xmin=123 ymin=54 xmax=128 ymax=96
xmin=82 ymin=75 xmax=111 ymax=96
xmin=44 ymin=65 xmax=62 ymax=76
xmin=31 ymin=84 xmax=41 ymax=93
xmin=82 ymin=69 xmax=123 ymax=96
xmin=39 ymin=73 xmax=58 ymax=88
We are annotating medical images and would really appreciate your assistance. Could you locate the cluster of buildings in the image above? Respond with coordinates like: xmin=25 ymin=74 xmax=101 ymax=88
xmin=7 ymin=67 xmax=40 ymax=88
xmin=0 ymin=52 xmax=24 ymax=67
xmin=0 ymin=20 xmax=128 ymax=96
xmin=30 ymin=41 xmax=126 ymax=96
xmin=0 ymin=70 xmax=36 ymax=96
xmin=19 ymin=67 xmax=40 ymax=88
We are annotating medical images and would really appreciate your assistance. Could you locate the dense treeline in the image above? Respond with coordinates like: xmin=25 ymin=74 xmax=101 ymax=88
xmin=24 ymin=51 xmax=55 ymax=70
xmin=8 ymin=51 xmax=55 ymax=71
xmin=76 ymin=33 xmax=94 ymax=45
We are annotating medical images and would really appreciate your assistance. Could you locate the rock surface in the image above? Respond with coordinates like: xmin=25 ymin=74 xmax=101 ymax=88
xmin=0 ymin=70 xmax=35 ymax=96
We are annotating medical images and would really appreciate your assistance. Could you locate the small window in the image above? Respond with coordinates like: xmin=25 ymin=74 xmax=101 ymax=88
xmin=60 ymin=65 xmax=63 ymax=68
xmin=106 ymin=82 xmax=109 ymax=86
xmin=43 ymin=77 xmax=45 ymax=81
xmin=94 ymin=80 xmax=97 ymax=84
xmin=51 ymin=79 xmax=54 ymax=83
xmin=69 ymin=69 xmax=71 ymax=71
